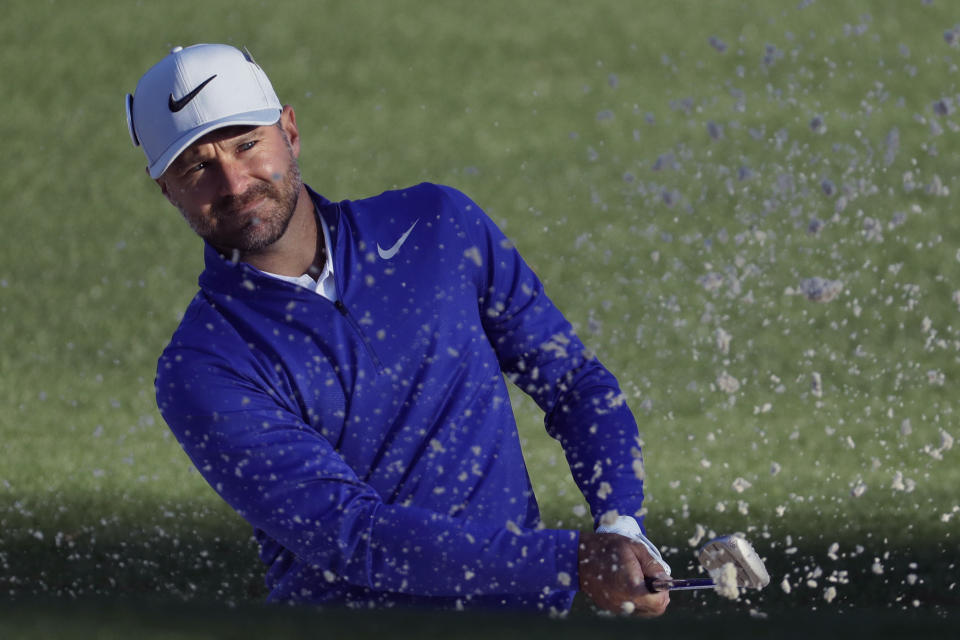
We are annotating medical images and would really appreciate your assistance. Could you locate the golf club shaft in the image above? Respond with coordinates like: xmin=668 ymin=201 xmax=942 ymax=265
xmin=645 ymin=576 xmax=716 ymax=592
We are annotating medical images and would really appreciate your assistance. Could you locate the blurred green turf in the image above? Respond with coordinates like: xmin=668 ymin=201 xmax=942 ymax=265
xmin=1 ymin=0 xmax=959 ymax=633
xmin=1 ymin=597 xmax=959 ymax=640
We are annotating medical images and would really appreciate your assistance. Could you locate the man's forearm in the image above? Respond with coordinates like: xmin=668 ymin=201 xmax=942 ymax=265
xmin=359 ymin=503 xmax=580 ymax=596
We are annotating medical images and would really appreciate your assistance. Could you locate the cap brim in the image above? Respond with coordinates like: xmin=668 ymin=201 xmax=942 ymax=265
xmin=147 ymin=107 xmax=282 ymax=179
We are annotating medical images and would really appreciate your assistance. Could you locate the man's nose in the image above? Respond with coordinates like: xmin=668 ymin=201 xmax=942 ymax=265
xmin=217 ymin=158 xmax=251 ymax=197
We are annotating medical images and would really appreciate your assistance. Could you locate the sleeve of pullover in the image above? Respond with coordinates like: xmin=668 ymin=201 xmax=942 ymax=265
xmin=438 ymin=185 xmax=649 ymax=531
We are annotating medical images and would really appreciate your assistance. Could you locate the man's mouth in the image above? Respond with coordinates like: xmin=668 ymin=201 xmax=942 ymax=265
xmin=216 ymin=196 xmax=269 ymax=231
xmin=235 ymin=196 xmax=265 ymax=216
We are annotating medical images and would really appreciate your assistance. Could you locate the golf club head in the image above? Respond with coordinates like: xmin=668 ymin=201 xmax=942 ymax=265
xmin=698 ymin=534 xmax=770 ymax=589
xmin=645 ymin=534 xmax=770 ymax=593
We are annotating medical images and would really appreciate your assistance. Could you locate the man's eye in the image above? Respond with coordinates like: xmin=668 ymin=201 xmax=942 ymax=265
xmin=239 ymin=140 xmax=257 ymax=152
xmin=189 ymin=161 xmax=208 ymax=174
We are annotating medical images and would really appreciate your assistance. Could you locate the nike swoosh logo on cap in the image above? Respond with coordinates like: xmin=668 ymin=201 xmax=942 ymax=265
xmin=377 ymin=219 xmax=419 ymax=259
xmin=168 ymin=74 xmax=217 ymax=112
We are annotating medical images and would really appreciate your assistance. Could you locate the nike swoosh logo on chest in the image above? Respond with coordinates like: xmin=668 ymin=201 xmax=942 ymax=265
xmin=377 ymin=219 xmax=419 ymax=259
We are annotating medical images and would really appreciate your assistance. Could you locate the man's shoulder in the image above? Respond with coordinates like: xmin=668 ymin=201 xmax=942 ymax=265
xmin=156 ymin=292 xmax=247 ymax=370
xmin=329 ymin=183 xmax=481 ymax=245
xmin=346 ymin=182 xmax=471 ymax=211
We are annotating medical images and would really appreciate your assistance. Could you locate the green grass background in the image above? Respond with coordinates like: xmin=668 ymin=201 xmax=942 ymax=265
xmin=1 ymin=0 xmax=959 ymax=636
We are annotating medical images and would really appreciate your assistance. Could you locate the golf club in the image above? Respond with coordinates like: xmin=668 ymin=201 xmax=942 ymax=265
xmin=645 ymin=534 xmax=771 ymax=593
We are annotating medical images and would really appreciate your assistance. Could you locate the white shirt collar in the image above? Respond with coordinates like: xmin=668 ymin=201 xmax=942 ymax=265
xmin=256 ymin=213 xmax=337 ymax=301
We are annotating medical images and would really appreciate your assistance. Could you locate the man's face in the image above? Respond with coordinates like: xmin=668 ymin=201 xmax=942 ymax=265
xmin=156 ymin=106 xmax=303 ymax=254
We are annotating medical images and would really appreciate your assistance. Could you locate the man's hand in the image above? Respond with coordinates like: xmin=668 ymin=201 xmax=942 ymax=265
xmin=577 ymin=531 xmax=670 ymax=617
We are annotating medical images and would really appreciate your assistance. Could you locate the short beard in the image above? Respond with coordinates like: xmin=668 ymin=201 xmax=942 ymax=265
xmin=176 ymin=139 xmax=303 ymax=254
xmin=217 ymin=159 xmax=302 ymax=253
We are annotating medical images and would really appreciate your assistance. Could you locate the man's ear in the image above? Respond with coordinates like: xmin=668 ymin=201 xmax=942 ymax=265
xmin=279 ymin=105 xmax=301 ymax=158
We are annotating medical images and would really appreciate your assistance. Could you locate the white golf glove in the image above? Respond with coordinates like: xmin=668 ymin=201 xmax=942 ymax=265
xmin=595 ymin=515 xmax=672 ymax=576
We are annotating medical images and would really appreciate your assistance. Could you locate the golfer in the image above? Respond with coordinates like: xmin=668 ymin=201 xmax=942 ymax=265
xmin=128 ymin=43 xmax=670 ymax=616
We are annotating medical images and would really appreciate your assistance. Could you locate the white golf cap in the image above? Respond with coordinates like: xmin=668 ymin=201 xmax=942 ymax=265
xmin=126 ymin=44 xmax=282 ymax=179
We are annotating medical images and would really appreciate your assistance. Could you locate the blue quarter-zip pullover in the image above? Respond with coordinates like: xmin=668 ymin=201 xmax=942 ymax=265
xmin=156 ymin=183 xmax=647 ymax=612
